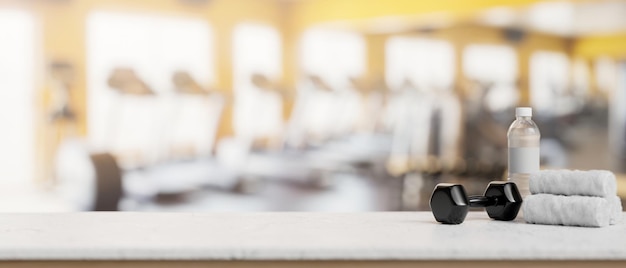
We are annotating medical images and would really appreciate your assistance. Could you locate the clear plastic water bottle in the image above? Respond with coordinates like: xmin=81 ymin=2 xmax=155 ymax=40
xmin=507 ymin=107 xmax=540 ymax=199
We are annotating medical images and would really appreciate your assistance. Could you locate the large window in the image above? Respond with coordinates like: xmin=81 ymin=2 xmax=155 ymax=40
xmin=385 ymin=37 xmax=454 ymax=91
xmin=300 ymin=28 xmax=366 ymax=89
xmin=463 ymin=44 xmax=518 ymax=111
xmin=233 ymin=23 xmax=281 ymax=95
xmin=232 ymin=23 xmax=282 ymax=139
xmin=0 ymin=10 xmax=36 ymax=182
xmin=86 ymin=12 xmax=214 ymax=166
xmin=529 ymin=51 xmax=570 ymax=114
xmin=463 ymin=44 xmax=517 ymax=84
xmin=571 ymin=58 xmax=590 ymax=96
xmin=595 ymin=56 xmax=618 ymax=93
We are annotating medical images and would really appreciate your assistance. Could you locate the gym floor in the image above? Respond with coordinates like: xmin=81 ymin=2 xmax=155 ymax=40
xmin=117 ymin=119 xmax=623 ymax=213
xmin=0 ymin=116 xmax=620 ymax=213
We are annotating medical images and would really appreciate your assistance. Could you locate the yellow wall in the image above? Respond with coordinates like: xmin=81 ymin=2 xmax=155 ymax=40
xmin=289 ymin=0 xmax=547 ymax=29
xmin=575 ymin=34 xmax=626 ymax=60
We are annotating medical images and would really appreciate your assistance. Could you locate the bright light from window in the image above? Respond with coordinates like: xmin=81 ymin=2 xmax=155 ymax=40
xmin=530 ymin=51 xmax=570 ymax=113
xmin=385 ymin=37 xmax=454 ymax=91
xmin=0 ymin=10 xmax=36 ymax=183
xmin=595 ymin=56 xmax=617 ymax=93
xmin=233 ymin=23 xmax=281 ymax=94
xmin=86 ymin=11 xmax=214 ymax=166
xmin=463 ymin=44 xmax=518 ymax=111
xmin=300 ymin=28 xmax=366 ymax=89
xmin=571 ymin=58 xmax=589 ymax=96
xmin=464 ymin=44 xmax=517 ymax=83
xmin=232 ymin=23 xmax=283 ymax=139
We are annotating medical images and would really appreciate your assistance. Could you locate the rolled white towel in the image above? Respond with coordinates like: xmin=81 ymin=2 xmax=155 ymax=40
xmin=523 ymin=194 xmax=621 ymax=227
xmin=529 ymin=170 xmax=617 ymax=197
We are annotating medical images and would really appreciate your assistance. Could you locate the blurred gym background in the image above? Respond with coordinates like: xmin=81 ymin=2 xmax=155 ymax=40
xmin=1 ymin=0 xmax=625 ymax=212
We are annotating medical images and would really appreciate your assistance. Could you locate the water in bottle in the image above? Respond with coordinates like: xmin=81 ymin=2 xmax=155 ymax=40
xmin=507 ymin=107 xmax=540 ymax=199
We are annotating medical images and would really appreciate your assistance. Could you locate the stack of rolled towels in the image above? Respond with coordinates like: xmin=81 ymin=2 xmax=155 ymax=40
xmin=523 ymin=170 xmax=622 ymax=227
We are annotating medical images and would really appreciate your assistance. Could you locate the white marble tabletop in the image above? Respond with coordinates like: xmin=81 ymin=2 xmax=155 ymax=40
xmin=0 ymin=212 xmax=624 ymax=261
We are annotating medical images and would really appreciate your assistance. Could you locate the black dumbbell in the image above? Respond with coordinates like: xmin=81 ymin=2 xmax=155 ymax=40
xmin=429 ymin=181 xmax=523 ymax=224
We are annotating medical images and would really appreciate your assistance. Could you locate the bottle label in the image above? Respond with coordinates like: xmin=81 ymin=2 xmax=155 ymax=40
xmin=508 ymin=147 xmax=539 ymax=174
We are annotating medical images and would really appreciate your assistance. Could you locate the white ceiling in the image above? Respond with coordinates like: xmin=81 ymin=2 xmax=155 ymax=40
xmin=479 ymin=0 xmax=626 ymax=37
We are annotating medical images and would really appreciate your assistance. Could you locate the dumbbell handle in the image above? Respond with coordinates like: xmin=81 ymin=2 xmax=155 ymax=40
xmin=468 ymin=195 xmax=497 ymax=207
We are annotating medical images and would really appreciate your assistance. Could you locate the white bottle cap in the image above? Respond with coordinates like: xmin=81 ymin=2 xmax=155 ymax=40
xmin=516 ymin=107 xmax=532 ymax=117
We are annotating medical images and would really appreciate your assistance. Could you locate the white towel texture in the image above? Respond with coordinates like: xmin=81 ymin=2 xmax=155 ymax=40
xmin=610 ymin=195 xmax=623 ymax=225
xmin=529 ymin=170 xmax=617 ymax=197
xmin=523 ymin=194 xmax=621 ymax=227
